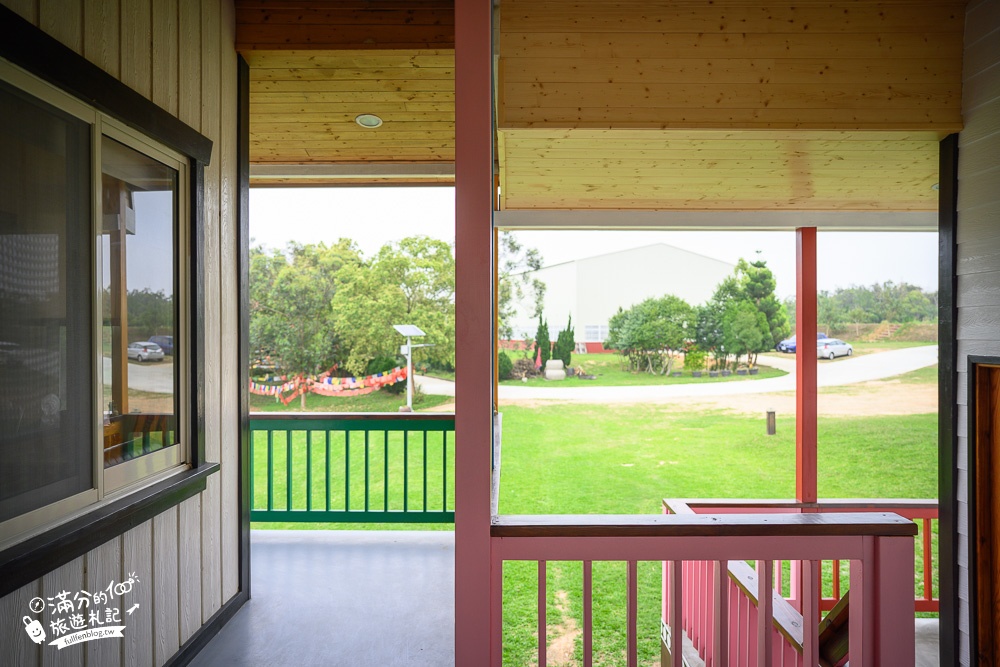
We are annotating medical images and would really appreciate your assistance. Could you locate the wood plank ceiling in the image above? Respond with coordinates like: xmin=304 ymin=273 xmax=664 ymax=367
xmin=496 ymin=0 xmax=965 ymax=218
xmin=236 ymin=1 xmax=455 ymax=186
xmin=236 ymin=0 xmax=966 ymax=226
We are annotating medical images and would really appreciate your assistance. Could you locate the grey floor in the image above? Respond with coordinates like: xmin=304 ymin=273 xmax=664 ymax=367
xmin=190 ymin=530 xmax=455 ymax=667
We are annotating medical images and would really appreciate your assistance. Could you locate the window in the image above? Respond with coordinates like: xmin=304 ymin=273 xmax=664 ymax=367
xmin=0 ymin=60 xmax=189 ymax=545
xmin=583 ymin=324 xmax=609 ymax=343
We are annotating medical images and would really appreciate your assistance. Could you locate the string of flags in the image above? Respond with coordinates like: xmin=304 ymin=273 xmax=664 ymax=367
xmin=249 ymin=366 xmax=408 ymax=404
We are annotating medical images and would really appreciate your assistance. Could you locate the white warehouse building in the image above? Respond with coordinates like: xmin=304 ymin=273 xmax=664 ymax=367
xmin=511 ymin=244 xmax=735 ymax=347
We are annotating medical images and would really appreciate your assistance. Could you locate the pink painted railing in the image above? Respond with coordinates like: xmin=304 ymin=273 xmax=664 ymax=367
xmin=490 ymin=511 xmax=917 ymax=667
xmin=669 ymin=499 xmax=939 ymax=613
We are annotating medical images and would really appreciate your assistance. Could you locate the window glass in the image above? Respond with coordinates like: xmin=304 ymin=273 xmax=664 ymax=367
xmin=99 ymin=137 xmax=178 ymax=469
xmin=0 ymin=81 xmax=93 ymax=523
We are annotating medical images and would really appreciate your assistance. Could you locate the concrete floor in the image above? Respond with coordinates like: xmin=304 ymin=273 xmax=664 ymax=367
xmin=189 ymin=530 xmax=455 ymax=667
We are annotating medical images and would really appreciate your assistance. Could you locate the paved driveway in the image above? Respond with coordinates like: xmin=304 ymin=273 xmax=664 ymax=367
xmin=418 ymin=345 xmax=938 ymax=403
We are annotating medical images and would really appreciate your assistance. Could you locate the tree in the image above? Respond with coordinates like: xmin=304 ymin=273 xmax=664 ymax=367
xmin=331 ymin=236 xmax=455 ymax=376
xmin=497 ymin=231 xmax=546 ymax=341
xmin=723 ymin=300 xmax=769 ymax=366
xmin=534 ymin=318 xmax=551 ymax=367
xmin=552 ymin=315 xmax=575 ymax=368
xmin=736 ymin=257 xmax=790 ymax=350
xmin=250 ymin=241 xmax=361 ymax=406
xmin=606 ymin=295 xmax=694 ymax=374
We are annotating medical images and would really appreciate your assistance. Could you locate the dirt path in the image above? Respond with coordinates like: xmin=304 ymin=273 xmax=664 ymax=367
xmin=499 ymin=376 xmax=937 ymax=417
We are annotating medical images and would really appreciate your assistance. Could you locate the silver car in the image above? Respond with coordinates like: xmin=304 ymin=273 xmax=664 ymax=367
xmin=127 ymin=341 xmax=165 ymax=362
xmin=817 ymin=338 xmax=853 ymax=360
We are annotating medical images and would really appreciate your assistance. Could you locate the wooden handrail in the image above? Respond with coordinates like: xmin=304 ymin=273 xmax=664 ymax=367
xmin=249 ymin=411 xmax=454 ymax=421
xmin=491 ymin=513 xmax=917 ymax=538
xmin=665 ymin=498 xmax=937 ymax=513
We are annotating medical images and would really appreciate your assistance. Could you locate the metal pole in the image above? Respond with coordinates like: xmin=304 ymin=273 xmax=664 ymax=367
xmin=406 ymin=335 xmax=413 ymax=410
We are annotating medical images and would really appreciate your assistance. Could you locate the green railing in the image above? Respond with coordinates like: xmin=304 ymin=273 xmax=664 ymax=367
xmin=249 ymin=412 xmax=455 ymax=523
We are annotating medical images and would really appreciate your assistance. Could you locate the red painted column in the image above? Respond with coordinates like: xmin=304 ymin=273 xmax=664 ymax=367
xmin=796 ymin=227 xmax=818 ymax=503
xmin=454 ymin=0 xmax=494 ymax=664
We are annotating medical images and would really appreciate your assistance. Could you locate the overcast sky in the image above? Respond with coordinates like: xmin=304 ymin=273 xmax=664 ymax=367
xmin=250 ymin=187 xmax=939 ymax=300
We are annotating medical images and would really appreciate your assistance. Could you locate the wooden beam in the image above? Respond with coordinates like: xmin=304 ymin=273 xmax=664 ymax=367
xmin=493 ymin=210 xmax=937 ymax=231
xmin=454 ymin=0 xmax=493 ymax=664
xmin=235 ymin=0 xmax=454 ymax=51
xmin=796 ymin=227 xmax=818 ymax=504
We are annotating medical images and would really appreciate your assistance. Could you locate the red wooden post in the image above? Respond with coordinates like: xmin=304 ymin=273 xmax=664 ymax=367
xmin=756 ymin=559 xmax=773 ymax=666
xmin=796 ymin=227 xmax=818 ymax=504
xmin=713 ymin=560 xmax=729 ymax=667
xmin=454 ymin=0 xmax=494 ymax=663
xmin=802 ymin=560 xmax=821 ymax=666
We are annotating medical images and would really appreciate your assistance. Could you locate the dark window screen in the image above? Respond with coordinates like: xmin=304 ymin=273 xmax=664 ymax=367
xmin=0 ymin=81 xmax=93 ymax=524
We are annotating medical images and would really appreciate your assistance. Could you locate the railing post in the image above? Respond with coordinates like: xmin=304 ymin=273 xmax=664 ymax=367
xmin=802 ymin=560 xmax=820 ymax=666
xmin=850 ymin=536 xmax=875 ymax=666
xmin=756 ymin=560 xmax=773 ymax=666
xmin=876 ymin=535 xmax=916 ymax=665
xmin=713 ymin=560 xmax=729 ymax=667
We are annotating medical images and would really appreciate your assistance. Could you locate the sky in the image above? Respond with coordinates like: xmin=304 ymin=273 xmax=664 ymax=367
xmin=250 ymin=187 xmax=939 ymax=300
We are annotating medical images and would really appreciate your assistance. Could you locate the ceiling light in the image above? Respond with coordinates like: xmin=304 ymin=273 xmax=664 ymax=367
xmin=355 ymin=113 xmax=383 ymax=129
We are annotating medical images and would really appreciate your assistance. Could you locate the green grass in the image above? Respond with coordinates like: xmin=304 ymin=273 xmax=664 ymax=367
xmin=501 ymin=353 xmax=786 ymax=387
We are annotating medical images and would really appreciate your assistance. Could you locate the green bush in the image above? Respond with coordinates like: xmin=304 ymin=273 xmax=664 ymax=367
xmin=552 ymin=316 xmax=575 ymax=368
xmin=367 ymin=355 xmax=406 ymax=394
xmin=498 ymin=350 xmax=514 ymax=380
xmin=534 ymin=318 xmax=551 ymax=367
xmin=685 ymin=348 xmax=707 ymax=371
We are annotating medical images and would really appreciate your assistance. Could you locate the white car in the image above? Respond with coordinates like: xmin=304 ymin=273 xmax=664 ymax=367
xmin=817 ymin=338 xmax=853 ymax=360
xmin=127 ymin=341 xmax=165 ymax=362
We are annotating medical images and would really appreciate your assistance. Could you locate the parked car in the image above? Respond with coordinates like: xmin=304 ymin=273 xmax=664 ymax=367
xmin=776 ymin=332 xmax=828 ymax=353
xmin=127 ymin=341 xmax=164 ymax=362
xmin=817 ymin=338 xmax=853 ymax=359
xmin=149 ymin=335 xmax=174 ymax=355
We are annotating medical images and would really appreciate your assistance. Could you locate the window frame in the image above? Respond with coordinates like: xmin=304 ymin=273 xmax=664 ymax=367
xmin=0 ymin=59 xmax=195 ymax=548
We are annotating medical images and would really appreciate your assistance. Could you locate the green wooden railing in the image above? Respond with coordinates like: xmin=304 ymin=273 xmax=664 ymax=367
xmin=249 ymin=413 xmax=455 ymax=523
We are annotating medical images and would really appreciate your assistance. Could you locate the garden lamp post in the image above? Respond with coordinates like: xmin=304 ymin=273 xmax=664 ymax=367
xmin=393 ymin=324 xmax=428 ymax=411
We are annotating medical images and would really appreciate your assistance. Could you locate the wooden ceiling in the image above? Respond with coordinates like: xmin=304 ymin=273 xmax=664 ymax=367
xmin=495 ymin=0 xmax=964 ymax=216
xmin=236 ymin=0 xmax=965 ymax=224
xmin=236 ymin=1 xmax=455 ymax=185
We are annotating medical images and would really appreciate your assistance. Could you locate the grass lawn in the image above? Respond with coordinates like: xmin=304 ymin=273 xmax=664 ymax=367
xmin=501 ymin=352 xmax=786 ymax=387
xmin=495 ymin=405 xmax=937 ymax=666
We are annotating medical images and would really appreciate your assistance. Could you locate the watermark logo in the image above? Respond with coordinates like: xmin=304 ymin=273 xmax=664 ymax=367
xmin=21 ymin=574 xmax=140 ymax=650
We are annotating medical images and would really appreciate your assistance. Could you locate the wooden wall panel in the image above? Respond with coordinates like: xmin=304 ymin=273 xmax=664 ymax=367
xmin=178 ymin=495 xmax=202 ymax=644
xmin=0 ymin=581 xmax=42 ymax=666
xmin=177 ymin=0 xmax=202 ymax=130
xmin=151 ymin=0 xmax=179 ymax=116
xmin=86 ymin=538 xmax=122 ymax=667
xmin=38 ymin=0 xmax=83 ymax=52
xmin=957 ymin=1 xmax=1000 ymax=663
xmin=84 ymin=0 xmax=121 ymax=77
xmin=120 ymin=0 xmax=152 ymax=100
xmin=0 ymin=1 xmax=242 ymax=666
xmin=4 ymin=0 xmax=36 ymax=22
xmin=200 ymin=0 xmax=224 ymax=622
xmin=40 ymin=558 xmax=85 ymax=667
xmin=123 ymin=522 xmax=153 ymax=667
xmin=498 ymin=0 xmax=965 ymax=132
xmin=152 ymin=507 xmax=179 ymax=667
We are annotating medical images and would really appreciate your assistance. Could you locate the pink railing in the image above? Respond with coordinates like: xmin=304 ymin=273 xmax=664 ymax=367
xmin=490 ymin=510 xmax=917 ymax=666
xmin=669 ymin=498 xmax=939 ymax=613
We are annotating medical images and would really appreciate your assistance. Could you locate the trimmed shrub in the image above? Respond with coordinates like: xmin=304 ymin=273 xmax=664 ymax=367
xmin=553 ymin=316 xmax=575 ymax=368
xmin=498 ymin=350 xmax=514 ymax=380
